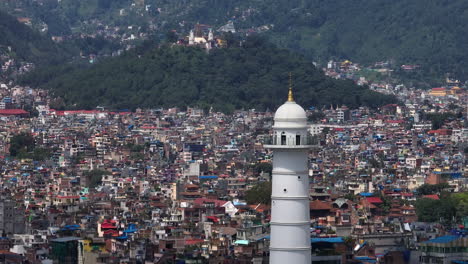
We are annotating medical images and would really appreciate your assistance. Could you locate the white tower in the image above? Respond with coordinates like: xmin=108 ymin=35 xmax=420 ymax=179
xmin=189 ymin=30 xmax=195 ymax=45
xmin=208 ymin=28 xmax=214 ymax=41
xmin=265 ymin=78 xmax=311 ymax=264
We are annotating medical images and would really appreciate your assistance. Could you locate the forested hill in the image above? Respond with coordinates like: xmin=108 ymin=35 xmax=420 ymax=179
xmin=20 ymin=37 xmax=397 ymax=112
xmin=264 ymin=0 xmax=468 ymax=79
xmin=160 ymin=0 xmax=468 ymax=80
xmin=0 ymin=10 xmax=119 ymax=68
xmin=3 ymin=0 xmax=468 ymax=80
xmin=0 ymin=10 xmax=67 ymax=65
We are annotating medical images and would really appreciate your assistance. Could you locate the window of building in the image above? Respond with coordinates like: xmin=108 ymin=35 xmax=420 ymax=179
xmin=281 ymin=133 xmax=286 ymax=145
xmin=296 ymin=135 xmax=301 ymax=145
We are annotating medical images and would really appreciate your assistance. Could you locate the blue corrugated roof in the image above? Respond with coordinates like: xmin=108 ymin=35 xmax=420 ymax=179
xmin=234 ymin=240 xmax=249 ymax=245
xmin=265 ymin=236 xmax=344 ymax=244
xmin=199 ymin=175 xmax=218 ymax=179
xmin=311 ymin=237 xmax=344 ymax=243
xmin=422 ymin=235 xmax=460 ymax=244
xmin=355 ymin=256 xmax=375 ymax=260
xmin=355 ymin=256 xmax=377 ymax=263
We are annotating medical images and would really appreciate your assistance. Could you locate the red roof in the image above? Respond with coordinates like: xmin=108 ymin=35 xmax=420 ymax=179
xmin=185 ymin=239 xmax=204 ymax=245
xmin=101 ymin=219 xmax=117 ymax=229
xmin=0 ymin=109 xmax=29 ymax=115
xmin=431 ymin=87 xmax=446 ymax=91
xmin=56 ymin=195 xmax=80 ymax=199
xmin=103 ymin=229 xmax=119 ymax=236
xmin=101 ymin=223 xmax=117 ymax=229
xmin=386 ymin=120 xmax=404 ymax=124
xmin=206 ymin=216 xmax=219 ymax=223
xmin=366 ymin=197 xmax=383 ymax=204
xmin=310 ymin=200 xmax=332 ymax=210
xmin=423 ymin=194 xmax=440 ymax=200
xmin=428 ymin=129 xmax=451 ymax=135
xmin=249 ymin=204 xmax=270 ymax=213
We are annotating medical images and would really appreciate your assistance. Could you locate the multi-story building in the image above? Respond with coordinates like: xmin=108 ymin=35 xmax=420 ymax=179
xmin=419 ymin=236 xmax=468 ymax=264
xmin=0 ymin=198 xmax=25 ymax=235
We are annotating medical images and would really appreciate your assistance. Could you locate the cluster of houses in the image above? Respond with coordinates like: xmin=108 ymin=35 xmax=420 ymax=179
xmin=0 ymin=78 xmax=465 ymax=263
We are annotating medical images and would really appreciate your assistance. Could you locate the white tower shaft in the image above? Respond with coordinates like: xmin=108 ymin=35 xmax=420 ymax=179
xmin=270 ymin=148 xmax=310 ymax=263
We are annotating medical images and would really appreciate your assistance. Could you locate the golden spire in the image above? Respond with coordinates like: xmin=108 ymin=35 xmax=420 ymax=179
xmin=288 ymin=72 xmax=294 ymax=102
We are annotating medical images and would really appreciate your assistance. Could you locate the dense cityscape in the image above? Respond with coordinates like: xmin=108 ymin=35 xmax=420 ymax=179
xmin=0 ymin=59 xmax=466 ymax=263
xmin=0 ymin=0 xmax=468 ymax=264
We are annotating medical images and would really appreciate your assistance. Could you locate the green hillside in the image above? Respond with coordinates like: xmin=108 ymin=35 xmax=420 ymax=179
xmin=20 ymin=37 xmax=397 ymax=112
xmin=0 ymin=10 xmax=118 ymax=68
xmin=4 ymin=0 xmax=468 ymax=81
xmin=158 ymin=0 xmax=468 ymax=80
xmin=0 ymin=10 xmax=67 ymax=65
xmin=265 ymin=0 xmax=468 ymax=79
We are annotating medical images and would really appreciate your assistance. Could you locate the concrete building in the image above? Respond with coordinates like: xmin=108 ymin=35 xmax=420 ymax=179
xmin=265 ymin=86 xmax=312 ymax=264
xmin=419 ymin=235 xmax=468 ymax=264
xmin=309 ymin=124 xmax=323 ymax=136
xmin=0 ymin=198 xmax=25 ymax=235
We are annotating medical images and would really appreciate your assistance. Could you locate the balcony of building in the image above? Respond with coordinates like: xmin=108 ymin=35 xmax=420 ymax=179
xmin=263 ymin=133 xmax=317 ymax=149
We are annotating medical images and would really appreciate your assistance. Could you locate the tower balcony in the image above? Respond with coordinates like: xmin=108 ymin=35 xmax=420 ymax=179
xmin=263 ymin=134 xmax=317 ymax=149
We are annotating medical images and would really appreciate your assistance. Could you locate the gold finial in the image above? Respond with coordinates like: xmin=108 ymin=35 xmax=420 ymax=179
xmin=288 ymin=72 xmax=294 ymax=102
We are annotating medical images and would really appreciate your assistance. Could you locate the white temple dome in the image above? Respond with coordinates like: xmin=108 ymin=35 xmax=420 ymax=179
xmin=274 ymin=101 xmax=307 ymax=122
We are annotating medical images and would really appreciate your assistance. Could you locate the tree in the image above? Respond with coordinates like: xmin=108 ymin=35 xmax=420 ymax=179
xmin=452 ymin=192 xmax=468 ymax=219
xmin=245 ymin=181 xmax=272 ymax=205
xmin=84 ymin=170 xmax=111 ymax=188
xmin=376 ymin=193 xmax=392 ymax=215
xmin=425 ymin=113 xmax=456 ymax=130
xmin=222 ymin=32 xmax=238 ymax=48
xmin=31 ymin=147 xmax=51 ymax=161
xmin=321 ymin=127 xmax=330 ymax=135
xmin=343 ymin=236 xmax=356 ymax=252
xmin=165 ymin=30 xmax=178 ymax=43
xmin=253 ymin=162 xmax=272 ymax=176
xmin=344 ymin=193 xmax=356 ymax=202
xmin=308 ymin=111 xmax=326 ymax=122
xmin=416 ymin=183 xmax=450 ymax=195
xmin=9 ymin=133 xmax=35 ymax=157
xmin=49 ymin=97 xmax=66 ymax=110
xmin=415 ymin=197 xmax=457 ymax=224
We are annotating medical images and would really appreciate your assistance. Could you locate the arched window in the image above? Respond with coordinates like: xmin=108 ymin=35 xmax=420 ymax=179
xmin=296 ymin=134 xmax=301 ymax=145
xmin=281 ymin=132 xmax=286 ymax=145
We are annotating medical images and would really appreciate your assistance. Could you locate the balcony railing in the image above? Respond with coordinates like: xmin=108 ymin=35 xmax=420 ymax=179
xmin=262 ymin=134 xmax=318 ymax=147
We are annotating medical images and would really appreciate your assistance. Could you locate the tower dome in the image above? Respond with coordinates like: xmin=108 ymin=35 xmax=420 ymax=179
xmin=273 ymin=84 xmax=307 ymax=128
xmin=274 ymin=101 xmax=307 ymax=121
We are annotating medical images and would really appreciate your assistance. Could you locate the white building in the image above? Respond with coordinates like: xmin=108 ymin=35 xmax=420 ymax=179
xmin=309 ymin=124 xmax=323 ymax=136
xmin=452 ymin=128 xmax=468 ymax=142
xmin=264 ymin=87 xmax=311 ymax=264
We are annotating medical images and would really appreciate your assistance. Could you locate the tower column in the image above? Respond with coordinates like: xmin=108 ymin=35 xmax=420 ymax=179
xmin=265 ymin=90 xmax=311 ymax=264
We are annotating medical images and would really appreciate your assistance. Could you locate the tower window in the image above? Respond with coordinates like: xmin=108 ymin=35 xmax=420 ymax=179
xmin=283 ymin=188 xmax=287 ymax=192
xmin=281 ymin=133 xmax=286 ymax=145
xmin=296 ymin=135 xmax=301 ymax=145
